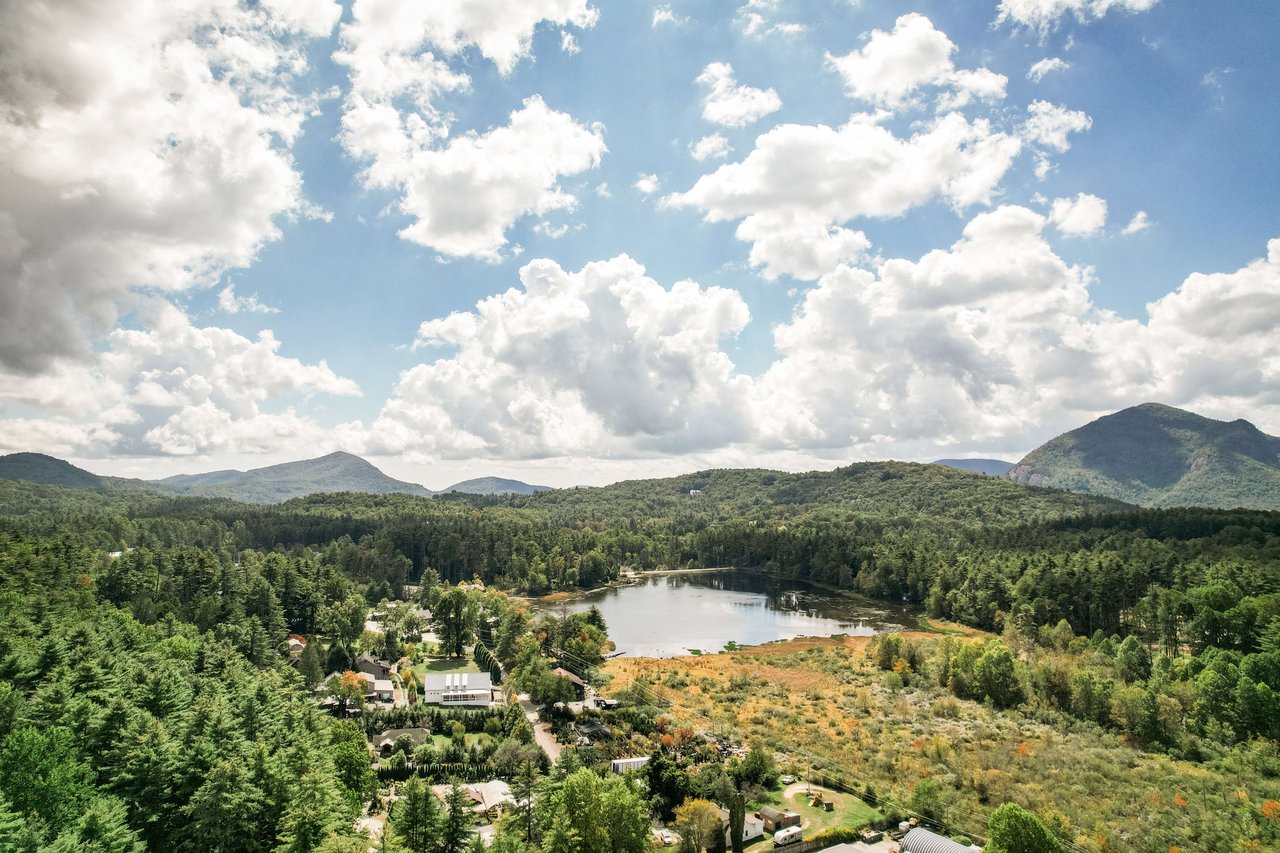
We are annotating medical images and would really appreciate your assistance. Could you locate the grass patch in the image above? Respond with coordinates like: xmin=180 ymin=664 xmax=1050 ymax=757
xmin=915 ymin=616 xmax=968 ymax=635
xmin=415 ymin=657 xmax=482 ymax=677
xmin=430 ymin=733 xmax=493 ymax=750
xmin=782 ymin=787 xmax=882 ymax=835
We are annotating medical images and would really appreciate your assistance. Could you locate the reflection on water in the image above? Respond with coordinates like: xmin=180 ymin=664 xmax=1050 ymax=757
xmin=540 ymin=569 xmax=917 ymax=658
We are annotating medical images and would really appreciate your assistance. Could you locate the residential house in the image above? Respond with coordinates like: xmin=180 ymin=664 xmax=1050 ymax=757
xmin=356 ymin=653 xmax=394 ymax=680
xmin=551 ymin=667 xmax=587 ymax=699
xmin=372 ymin=678 xmax=394 ymax=703
xmin=716 ymin=807 xmax=765 ymax=845
xmin=423 ymin=672 xmax=493 ymax=706
xmin=373 ymin=728 xmax=432 ymax=754
xmin=430 ymin=780 xmax=514 ymax=820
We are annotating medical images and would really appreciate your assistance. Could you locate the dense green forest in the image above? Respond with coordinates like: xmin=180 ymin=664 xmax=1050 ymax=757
xmin=0 ymin=462 xmax=1277 ymax=849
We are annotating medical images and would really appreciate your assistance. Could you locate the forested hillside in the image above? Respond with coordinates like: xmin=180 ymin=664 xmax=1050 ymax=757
xmin=0 ymin=463 xmax=1277 ymax=850
xmin=1008 ymin=403 xmax=1280 ymax=510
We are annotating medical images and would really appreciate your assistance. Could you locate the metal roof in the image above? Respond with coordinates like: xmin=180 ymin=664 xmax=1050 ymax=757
xmin=901 ymin=827 xmax=976 ymax=853
xmin=423 ymin=672 xmax=492 ymax=690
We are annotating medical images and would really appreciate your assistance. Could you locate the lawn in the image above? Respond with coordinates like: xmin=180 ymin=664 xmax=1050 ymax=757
xmin=413 ymin=657 xmax=482 ymax=677
xmin=781 ymin=786 xmax=882 ymax=835
xmin=429 ymin=733 xmax=493 ymax=750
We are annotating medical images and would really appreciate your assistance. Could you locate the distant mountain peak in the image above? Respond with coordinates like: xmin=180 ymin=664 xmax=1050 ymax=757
xmin=152 ymin=452 xmax=432 ymax=504
xmin=1008 ymin=403 xmax=1280 ymax=510
xmin=440 ymin=476 xmax=551 ymax=496
xmin=0 ymin=452 xmax=103 ymax=490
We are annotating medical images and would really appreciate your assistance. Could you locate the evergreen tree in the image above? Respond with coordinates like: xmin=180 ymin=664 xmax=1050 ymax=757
xmin=298 ymin=638 xmax=326 ymax=688
xmin=440 ymin=782 xmax=474 ymax=853
xmin=392 ymin=778 xmax=441 ymax=853
xmin=0 ymin=726 xmax=94 ymax=833
xmin=183 ymin=758 xmax=267 ymax=853
xmin=278 ymin=770 xmax=349 ymax=853
xmin=44 ymin=795 xmax=145 ymax=853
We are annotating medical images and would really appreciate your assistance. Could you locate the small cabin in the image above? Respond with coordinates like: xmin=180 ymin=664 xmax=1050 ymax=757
xmin=756 ymin=806 xmax=801 ymax=832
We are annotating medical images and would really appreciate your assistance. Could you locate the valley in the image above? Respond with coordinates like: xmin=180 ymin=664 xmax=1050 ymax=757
xmin=0 ymin=410 xmax=1277 ymax=852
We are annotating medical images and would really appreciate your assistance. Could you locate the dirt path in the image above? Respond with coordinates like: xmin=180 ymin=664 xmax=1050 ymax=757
xmin=517 ymin=693 xmax=563 ymax=763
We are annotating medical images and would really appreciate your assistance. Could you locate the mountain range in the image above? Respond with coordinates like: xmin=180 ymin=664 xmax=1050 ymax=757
xmin=1007 ymin=403 xmax=1280 ymax=510
xmin=3 ymin=403 xmax=1277 ymax=509
xmin=0 ymin=451 xmax=549 ymax=504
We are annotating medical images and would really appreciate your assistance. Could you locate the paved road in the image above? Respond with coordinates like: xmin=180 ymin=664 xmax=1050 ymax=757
xmin=517 ymin=693 xmax=563 ymax=763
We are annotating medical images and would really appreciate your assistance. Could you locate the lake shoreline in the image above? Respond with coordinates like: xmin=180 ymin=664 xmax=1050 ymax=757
xmin=528 ymin=567 xmax=920 ymax=659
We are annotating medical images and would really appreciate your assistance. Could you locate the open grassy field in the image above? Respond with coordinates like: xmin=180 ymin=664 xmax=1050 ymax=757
xmin=603 ymin=634 xmax=1280 ymax=853
xmin=414 ymin=657 xmax=482 ymax=677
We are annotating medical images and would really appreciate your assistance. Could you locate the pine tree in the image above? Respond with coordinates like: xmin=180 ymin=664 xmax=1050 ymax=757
xmin=298 ymin=638 xmax=326 ymax=688
xmin=182 ymin=758 xmax=266 ymax=852
xmin=392 ymin=778 xmax=441 ymax=853
xmin=44 ymin=795 xmax=146 ymax=853
xmin=278 ymin=769 xmax=349 ymax=853
xmin=440 ymin=782 xmax=474 ymax=853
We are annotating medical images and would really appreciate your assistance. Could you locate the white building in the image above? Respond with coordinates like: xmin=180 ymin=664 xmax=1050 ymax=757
xmin=423 ymin=672 xmax=493 ymax=706
xmin=610 ymin=756 xmax=651 ymax=774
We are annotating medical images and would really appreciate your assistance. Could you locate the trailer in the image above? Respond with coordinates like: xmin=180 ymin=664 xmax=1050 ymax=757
xmin=773 ymin=826 xmax=803 ymax=847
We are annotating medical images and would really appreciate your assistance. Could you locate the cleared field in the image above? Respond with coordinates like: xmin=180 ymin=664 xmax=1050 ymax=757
xmin=603 ymin=634 xmax=1280 ymax=853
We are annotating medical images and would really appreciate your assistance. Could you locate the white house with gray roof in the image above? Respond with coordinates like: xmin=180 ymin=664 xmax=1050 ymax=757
xmin=423 ymin=672 xmax=493 ymax=706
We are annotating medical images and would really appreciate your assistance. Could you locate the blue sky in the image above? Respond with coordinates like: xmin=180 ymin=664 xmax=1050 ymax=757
xmin=1 ymin=0 xmax=1278 ymax=487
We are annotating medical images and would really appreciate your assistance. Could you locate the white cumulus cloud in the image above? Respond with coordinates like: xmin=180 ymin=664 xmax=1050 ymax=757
xmin=0 ymin=0 xmax=340 ymax=374
xmin=667 ymin=113 xmax=1022 ymax=280
xmin=690 ymin=134 xmax=733 ymax=161
xmin=1122 ymin=211 xmax=1153 ymax=234
xmin=335 ymin=0 xmax=603 ymax=260
xmin=697 ymin=63 xmax=783 ymax=128
xmin=1049 ymin=193 xmax=1108 ymax=236
xmin=634 ymin=174 xmax=662 ymax=195
xmin=826 ymin=14 xmax=1007 ymax=113
xmin=752 ymin=205 xmax=1147 ymax=452
xmin=0 ymin=301 xmax=360 ymax=457
xmin=219 ymin=285 xmax=280 ymax=315
xmin=392 ymin=97 xmax=605 ymax=259
xmin=361 ymin=256 xmax=754 ymax=459
xmin=1028 ymin=57 xmax=1070 ymax=82
xmin=1022 ymin=100 xmax=1093 ymax=153
xmin=652 ymin=5 xmax=687 ymax=27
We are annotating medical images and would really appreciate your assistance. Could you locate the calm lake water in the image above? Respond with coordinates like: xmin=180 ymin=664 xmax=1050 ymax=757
xmin=542 ymin=569 xmax=917 ymax=658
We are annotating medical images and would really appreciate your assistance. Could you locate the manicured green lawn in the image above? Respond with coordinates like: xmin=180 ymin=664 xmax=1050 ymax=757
xmin=429 ymin=733 xmax=493 ymax=750
xmin=781 ymin=787 xmax=882 ymax=835
xmin=413 ymin=657 xmax=482 ymax=677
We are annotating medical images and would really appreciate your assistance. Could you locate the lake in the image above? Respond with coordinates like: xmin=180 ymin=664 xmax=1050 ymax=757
xmin=540 ymin=569 xmax=917 ymax=658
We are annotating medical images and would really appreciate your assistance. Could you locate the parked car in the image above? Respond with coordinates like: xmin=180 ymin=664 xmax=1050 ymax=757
xmin=773 ymin=826 xmax=803 ymax=847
